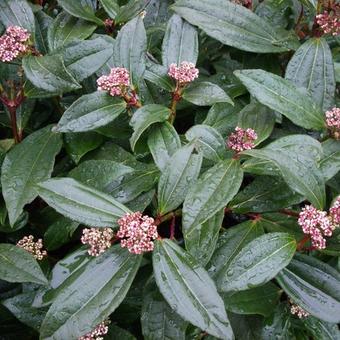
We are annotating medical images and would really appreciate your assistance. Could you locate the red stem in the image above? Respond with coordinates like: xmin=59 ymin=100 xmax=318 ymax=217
xmin=170 ymin=214 xmax=176 ymax=240
xmin=297 ymin=235 xmax=310 ymax=251
xmin=279 ymin=209 xmax=299 ymax=217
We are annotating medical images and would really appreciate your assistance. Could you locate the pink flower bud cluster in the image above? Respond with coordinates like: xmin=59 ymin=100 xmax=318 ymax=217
xmin=78 ymin=319 xmax=110 ymax=340
xmin=290 ymin=301 xmax=309 ymax=318
xmin=117 ymin=212 xmax=158 ymax=254
xmin=232 ymin=0 xmax=252 ymax=8
xmin=298 ymin=205 xmax=335 ymax=250
xmin=0 ymin=26 xmax=30 ymax=62
xmin=316 ymin=8 xmax=340 ymax=36
xmin=81 ymin=228 xmax=114 ymax=257
xmin=16 ymin=235 xmax=47 ymax=260
xmin=325 ymin=107 xmax=340 ymax=130
xmin=97 ymin=67 xmax=130 ymax=97
xmin=226 ymin=126 xmax=258 ymax=153
xmin=168 ymin=61 xmax=199 ymax=84
xmin=330 ymin=196 xmax=340 ymax=227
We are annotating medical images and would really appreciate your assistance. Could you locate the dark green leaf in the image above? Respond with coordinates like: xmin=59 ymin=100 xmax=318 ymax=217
xmin=0 ymin=244 xmax=47 ymax=285
xmin=185 ymin=124 xmax=227 ymax=162
xmin=141 ymin=280 xmax=188 ymax=340
xmin=129 ymin=104 xmax=171 ymax=151
xmin=64 ymin=132 xmax=104 ymax=164
xmin=40 ymin=246 xmax=141 ymax=339
xmin=276 ymin=254 xmax=340 ymax=323
xmin=157 ymin=143 xmax=202 ymax=215
xmin=115 ymin=0 xmax=150 ymax=24
xmin=113 ymin=16 xmax=147 ymax=86
xmin=185 ymin=209 xmax=224 ymax=266
xmin=153 ymin=239 xmax=233 ymax=339
xmin=23 ymin=55 xmax=81 ymax=94
xmin=34 ymin=11 xmax=53 ymax=55
xmin=57 ymin=0 xmax=103 ymax=25
xmin=235 ymin=69 xmax=325 ymax=130
xmin=285 ymin=37 xmax=335 ymax=111
xmin=182 ymin=82 xmax=233 ymax=106
xmin=208 ymin=220 xmax=264 ymax=278
xmin=172 ymin=0 xmax=297 ymax=53
xmin=182 ymin=159 xmax=243 ymax=234
xmin=55 ymin=92 xmax=127 ymax=133
xmin=60 ymin=37 xmax=113 ymax=82
xmin=216 ymin=232 xmax=296 ymax=292
xmin=37 ymin=177 xmax=130 ymax=226
xmin=301 ymin=315 xmax=340 ymax=340
xmin=223 ymin=282 xmax=281 ymax=317
xmin=230 ymin=176 xmax=303 ymax=213
xmin=2 ymin=291 xmax=47 ymax=330
xmin=238 ymin=102 xmax=275 ymax=145
xmin=147 ymin=122 xmax=181 ymax=172
xmin=48 ymin=11 xmax=96 ymax=50
xmin=144 ymin=62 xmax=175 ymax=92
xmin=44 ymin=217 xmax=79 ymax=251
xmin=1 ymin=125 xmax=62 ymax=225
xmin=99 ymin=0 xmax=120 ymax=18
xmin=243 ymin=148 xmax=326 ymax=209
xmin=319 ymin=139 xmax=340 ymax=181
xmin=162 ymin=14 xmax=198 ymax=68
xmin=0 ymin=0 xmax=35 ymax=33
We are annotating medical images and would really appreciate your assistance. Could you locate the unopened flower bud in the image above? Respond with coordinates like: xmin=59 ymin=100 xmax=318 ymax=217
xmin=81 ymin=228 xmax=114 ymax=257
xmin=290 ymin=301 xmax=309 ymax=318
xmin=16 ymin=235 xmax=47 ymax=260
xmin=168 ymin=61 xmax=199 ymax=84
xmin=117 ymin=212 xmax=158 ymax=254
xmin=78 ymin=319 xmax=110 ymax=340
xmin=329 ymin=196 xmax=340 ymax=227
xmin=97 ymin=67 xmax=130 ymax=97
xmin=226 ymin=126 xmax=257 ymax=153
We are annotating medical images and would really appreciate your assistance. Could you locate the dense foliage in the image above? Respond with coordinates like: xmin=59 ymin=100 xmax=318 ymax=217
xmin=0 ymin=0 xmax=339 ymax=339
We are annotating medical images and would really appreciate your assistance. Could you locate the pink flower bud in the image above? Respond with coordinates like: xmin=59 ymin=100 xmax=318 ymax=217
xmin=298 ymin=205 xmax=334 ymax=250
xmin=16 ymin=235 xmax=47 ymax=260
xmin=117 ymin=212 xmax=158 ymax=254
xmin=290 ymin=301 xmax=309 ymax=318
xmin=329 ymin=196 xmax=340 ymax=227
xmin=325 ymin=107 xmax=340 ymax=130
xmin=78 ymin=319 xmax=110 ymax=340
xmin=96 ymin=67 xmax=130 ymax=97
xmin=168 ymin=61 xmax=199 ymax=84
xmin=226 ymin=126 xmax=257 ymax=153
xmin=81 ymin=228 xmax=114 ymax=257
xmin=316 ymin=7 xmax=340 ymax=36
xmin=0 ymin=26 xmax=30 ymax=62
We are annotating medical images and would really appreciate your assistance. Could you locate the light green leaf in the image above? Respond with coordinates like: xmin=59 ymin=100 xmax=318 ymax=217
xmin=235 ymin=69 xmax=325 ymax=130
xmin=147 ymin=122 xmax=181 ymax=172
xmin=55 ymin=92 xmax=127 ymax=133
xmin=37 ymin=177 xmax=130 ymax=226
xmin=276 ymin=254 xmax=340 ymax=323
xmin=157 ymin=143 xmax=202 ymax=215
xmin=286 ymin=37 xmax=335 ymax=111
xmin=172 ymin=0 xmax=298 ymax=53
xmin=216 ymin=232 xmax=296 ymax=292
xmin=182 ymin=159 xmax=243 ymax=234
xmin=162 ymin=14 xmax=198 ymax=68
xmin=40 ymin=246 xmax=141 ymax=339
xmin=1 ymin=126 xmax=62 ymax=225
xmin=153 ymin=239 xmax=233 ymax=339
xmin=0 ymin=244 xmax=48 ymax=285
xmin=23 ymin=55 xmax=81 ymax=94
xmin=182 ymin=82 xmax=233 ymax=106
xmin=130 ymin=104 xmax=171 ymax=151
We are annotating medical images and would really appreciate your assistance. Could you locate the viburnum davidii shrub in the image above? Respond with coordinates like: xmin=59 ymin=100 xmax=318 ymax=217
xmin=0 ymin=0 xmax=340 ymax=339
